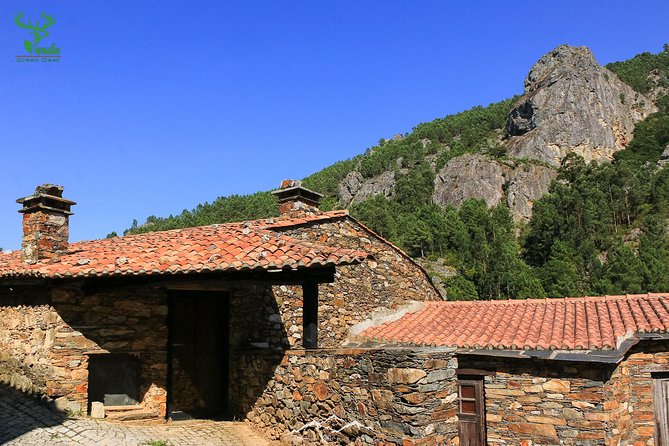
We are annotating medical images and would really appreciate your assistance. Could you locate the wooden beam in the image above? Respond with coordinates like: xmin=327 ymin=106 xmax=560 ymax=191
xmin=456 ymin=368 xmax=495 ymax=376
xmin=75 ymin=266 xmax=337 ymax=294
xmin=302 ymin=280 xmax=318 ymax=349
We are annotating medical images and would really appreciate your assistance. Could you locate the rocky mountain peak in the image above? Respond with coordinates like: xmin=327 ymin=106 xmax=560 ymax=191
xmin=334 ymin=45 xmax=662 ymax=224
xmin=507 ymin=44 xmax=657 ymax=166
xmin=523 ymin=45 xmax=597 ymax=92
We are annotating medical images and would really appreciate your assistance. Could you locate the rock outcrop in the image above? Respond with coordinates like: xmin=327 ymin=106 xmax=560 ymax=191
xmin=646 ymin=68 xmax=669 ymax=103
xmin=338 ymin=45 xmax=659 ymax=223
xmin=659 ymin=143 xmax=669 ymax=168
xmin=339 ymin=170 xmax=396 ymax=206
xmin=432 ymin=154 xmax=507 ymax=208
xmin=506 ymin=164 xmax=557 ymax=222
xmin=507 ymin=45 xmax=656 ymax=166
xmin=433 ymin=154 xmax=556 ymax=222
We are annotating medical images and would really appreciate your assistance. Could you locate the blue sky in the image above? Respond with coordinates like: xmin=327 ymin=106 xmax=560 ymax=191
xmin=0 ymin=1 xmax=667 ymax=250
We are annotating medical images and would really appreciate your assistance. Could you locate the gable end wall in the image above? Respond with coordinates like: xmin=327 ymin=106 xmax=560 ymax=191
xmin=271 ymin=218 xmax=441 ymax=348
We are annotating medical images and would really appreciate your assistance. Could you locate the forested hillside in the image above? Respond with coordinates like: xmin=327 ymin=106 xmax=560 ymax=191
xmin=125 ymin=45 xmax=669 ymax=300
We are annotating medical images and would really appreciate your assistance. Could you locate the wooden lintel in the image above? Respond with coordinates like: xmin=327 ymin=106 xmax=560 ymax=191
xmin=163 ymin=281 xmax=232 ymax=291
xmin=0 ymin=278 xmax=50 ymax=287
xmin=456 ymin=368 xmax=496 ymax=376
xmin=75 ymin=266 xmax=336 ymax=294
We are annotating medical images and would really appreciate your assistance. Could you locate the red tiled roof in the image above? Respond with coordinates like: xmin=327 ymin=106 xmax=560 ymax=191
xmin=358 ymin=295 xmax=669 ymax=351
xmin=251 ymin=210 xmax=350 ymax=229
xmin=0 ymin=223 xmax=368 ymax=279
xmin=252 ymin=210 xmax=442 ymax=298
xmin=256 ymin=210 xmax=409 ymax=260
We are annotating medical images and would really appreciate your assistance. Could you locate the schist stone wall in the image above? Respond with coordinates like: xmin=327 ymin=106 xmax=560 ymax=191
xmin=0 ymin=278 xmax=289 ymax=419
xmin=458 ymin=347 xmax=669 ymax=446
xmin=0 ymin=301 xmax=57 ymax=397
xmin=240 ymin=347 xmax=459 ymax=445
xmin=460 ymin=356 xmax=615 ymax=445
xmin=270 ymin=218 xmax=441 ymax=348
xmin=236 ymin=345 xmax=669 ymax=446
xmin=0 ymin=282 xmax=168 ymax=415
xmin=605 ymin=342 xmax=669 ymax=446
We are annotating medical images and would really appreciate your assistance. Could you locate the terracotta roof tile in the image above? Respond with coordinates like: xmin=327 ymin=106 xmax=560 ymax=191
xmin=249 ymin=210 xmax=442 ymax=296
xmin=358 ymin=294 xmax=669 ymax=351
xmin=251 ymin=210 xmax=350 ymax=230
xmin=0 ymin=223 xmax=368 ymax=279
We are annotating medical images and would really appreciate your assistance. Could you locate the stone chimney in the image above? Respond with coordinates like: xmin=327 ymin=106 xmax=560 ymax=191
xmin=271 ymin=180 xmax=323 ymax=216
xmin=17 ymin=184 xmax=76 ymax=263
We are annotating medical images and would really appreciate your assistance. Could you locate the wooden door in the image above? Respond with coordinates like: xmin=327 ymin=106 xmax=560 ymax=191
xmin=458 ymin=376 xmax=486 ymax=446
xmin=168 ymin=291 xmax=230 ymax=419
xmin=655 ymin=376 xmax=669 ymax=445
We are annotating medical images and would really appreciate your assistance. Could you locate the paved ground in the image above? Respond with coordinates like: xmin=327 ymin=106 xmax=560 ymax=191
xmin=0 ymin=386 xmax=270 ymax=446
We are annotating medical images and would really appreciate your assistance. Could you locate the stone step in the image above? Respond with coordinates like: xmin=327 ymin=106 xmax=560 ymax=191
xmin=104 ymin=404 xmax=145 ymax=412
xmin=104 ymin=405 xmax=158 ymax=421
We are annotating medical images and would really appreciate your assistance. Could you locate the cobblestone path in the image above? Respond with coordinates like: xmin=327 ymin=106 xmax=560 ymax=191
xmin=0 ymin=386 xmax=270 ymax=446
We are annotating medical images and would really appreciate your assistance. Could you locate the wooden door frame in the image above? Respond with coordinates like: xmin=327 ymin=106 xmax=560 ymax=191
xmin=166 ymin=290 xmax=230 ymax=419
xmin=653 ymin=373 xmax=669 ymax=445
xmin=457 ymin=375 xmax=486 ymax=446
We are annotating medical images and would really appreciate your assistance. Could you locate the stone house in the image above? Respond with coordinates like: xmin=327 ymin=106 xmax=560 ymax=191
xmin=242 ymin=295 xmax=669 ymax=446
xmin=5 ymin=183 xmax=669 ymax=446
xmin=339 ymin=296 xmax=669 ymax=445
xmin=0 ymin=182 xmax=439 ymax=422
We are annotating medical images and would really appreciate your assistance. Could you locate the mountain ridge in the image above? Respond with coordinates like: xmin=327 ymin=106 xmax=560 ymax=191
xmin=124 ymin=44 xmax=669 ymax=301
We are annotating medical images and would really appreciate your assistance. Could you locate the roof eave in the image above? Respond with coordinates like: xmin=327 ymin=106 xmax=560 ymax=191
xmin=455 ymin=334 xmax=650 ymax=364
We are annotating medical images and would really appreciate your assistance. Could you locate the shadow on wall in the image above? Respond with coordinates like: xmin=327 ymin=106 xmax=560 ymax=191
xmin=0 ymin=280 xmax=170 ymax=418
xmin=56 ymin=281 xmax=168 ymax=416
xmin=227 ymin=285 xmax=289 ymax=419
xmin=0 ymin=382 xmax=68 ymax=444
xmin=229 ymin=348 xmax=286 ymax=419
xmin=0 ymin=276 xmax=293 ymax=422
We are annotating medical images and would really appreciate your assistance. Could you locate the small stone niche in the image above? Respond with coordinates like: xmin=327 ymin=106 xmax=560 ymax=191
xmin=87 ymin=353 xmax=141 ymax=410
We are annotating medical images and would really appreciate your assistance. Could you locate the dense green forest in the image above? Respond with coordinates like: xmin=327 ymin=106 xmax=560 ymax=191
xmin=123 ymin=191 xmax=278 ymax=234
xmin=125 ymin=45 xmax=669 ymax=300
xmin=606 ymin=44 xmax=669 ymax=94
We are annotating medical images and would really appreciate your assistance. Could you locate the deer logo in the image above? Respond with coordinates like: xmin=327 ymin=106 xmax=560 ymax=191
xmin=14 ymin=12 xmax=58 ymax=55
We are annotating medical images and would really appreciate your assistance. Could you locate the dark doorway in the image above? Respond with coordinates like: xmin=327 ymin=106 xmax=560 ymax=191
xmin=457 ymin=375 xmax=486 ymax=446
xmin=167 ymin=290 xmax=230 ymax=419
xmin=88 ymin=353 xmax=140 ymax=412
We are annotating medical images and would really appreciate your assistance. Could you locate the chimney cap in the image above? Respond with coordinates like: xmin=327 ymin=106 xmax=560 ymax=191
xmin=271 ymin=180 xmax=323 ymax=202
xmin=17 ymin=183 xmax=76 ymax=214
